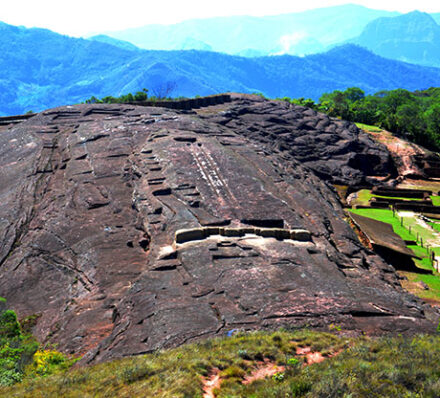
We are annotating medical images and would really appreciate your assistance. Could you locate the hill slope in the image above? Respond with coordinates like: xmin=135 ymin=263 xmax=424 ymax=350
xmin=88 ymin=34 xmax=141 ymax=51
xmin=350 ymin=11 xmax=440 ymax=67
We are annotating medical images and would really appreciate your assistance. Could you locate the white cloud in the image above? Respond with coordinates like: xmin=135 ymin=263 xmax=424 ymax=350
xmin=1 ymin=0 xmax=439 ymax=37
xmin=277 ymin=32 xmax=308 ymax=54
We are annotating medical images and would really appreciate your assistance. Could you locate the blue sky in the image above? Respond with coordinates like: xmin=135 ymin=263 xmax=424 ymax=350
xmin=1 ymin=0 xmax=439 ymax=37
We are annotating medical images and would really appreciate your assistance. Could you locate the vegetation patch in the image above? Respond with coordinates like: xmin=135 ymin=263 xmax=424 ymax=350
xmin=282 ymin=87 xmax=440 ymax=151
xmin=0 ymin=299 xmax=78 ymax=387
xmin=2 ymin=330 xmax=440 ymax=397
xmin=355 ymin=122 xmax=383 ymax=133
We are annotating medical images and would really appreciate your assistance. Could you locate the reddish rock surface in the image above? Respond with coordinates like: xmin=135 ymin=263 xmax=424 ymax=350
xmin=0 ymin=95 xmax=437 ymax=363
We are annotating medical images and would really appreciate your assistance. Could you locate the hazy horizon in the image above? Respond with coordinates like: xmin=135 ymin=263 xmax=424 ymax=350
xmin=1 ymin=1 xmax=440 ymax=37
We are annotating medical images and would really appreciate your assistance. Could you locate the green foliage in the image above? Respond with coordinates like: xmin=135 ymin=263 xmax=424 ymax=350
xmin=26 ymin=349 xmax=79 ymax=378
xmin=0 ymin=299 xmax=76 ymax=387
xmin=282 ymin=86 xmax=440 ymax=151
xmin=287 ymin=357 xmax=300 ymax=367
xmin=0 ymin=310 xmax=21 ymax=341
xmin=272 ymin=371 xmax=285 ymax=382
xmin=84 ymin=87 xmax=181 ymax=105
xmin=316 ymin=87 xmax=440 ymax=151
xmin=282 ymin=97 xmax=319 ymax=110
xmin=0 ymin=301 xmax=38 ymax=386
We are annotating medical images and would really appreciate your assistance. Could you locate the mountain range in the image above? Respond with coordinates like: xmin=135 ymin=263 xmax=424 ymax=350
xmin=2 ymin=5 xmax=440 ymax=115
xmin=96 ymin=6 xmax=440 ymax=69
xmin=98 ymin=4 xmax=398 ymax=57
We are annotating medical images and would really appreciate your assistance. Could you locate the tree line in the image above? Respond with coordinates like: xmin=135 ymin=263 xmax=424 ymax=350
xmin=282 ymin=87 xmax=440 ymax=151
xmin=84 ymin=88 xmax=150 ymax=104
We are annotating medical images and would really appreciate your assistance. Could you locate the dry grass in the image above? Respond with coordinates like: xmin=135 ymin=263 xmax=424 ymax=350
xmin=2 ymin=330 xmax=440 ymax=397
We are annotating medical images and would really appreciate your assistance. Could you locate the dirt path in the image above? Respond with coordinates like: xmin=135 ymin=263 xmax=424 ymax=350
xmin=296 ymin=346 xmax=327 ymax=364
xmin=397 ymin=211 xmax=440 ymax=249
xmin=201 ymin=347 xmax=341 ymax=396
xmin=414 ymin=216 xmax=440 ymax=248
xmin=242 ymin=361 xmax=285 ymax=385
xmin=202 ymin=369 xmax=221 ymax=398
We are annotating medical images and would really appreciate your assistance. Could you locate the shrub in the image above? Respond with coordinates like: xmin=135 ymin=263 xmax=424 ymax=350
xmin=0 ymin=301 xmax=38 ymax=386
xmin=272 ymin=372 xmax=285 ymax=382
xmin=287 ymin=357 xmax=300 ymax=367
xmin=26 ymin=349 xmax=77 ymax=378
xmin=0 ymin=310 xmax=21 ymax=342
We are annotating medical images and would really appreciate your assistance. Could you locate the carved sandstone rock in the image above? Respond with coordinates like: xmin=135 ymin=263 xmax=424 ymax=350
xmin=0 ymin=95 xmax=435 ymax=364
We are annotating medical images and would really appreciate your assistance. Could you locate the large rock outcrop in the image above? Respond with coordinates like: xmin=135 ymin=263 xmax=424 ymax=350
xmin=0 ymin=95 xmax=435 ymax=363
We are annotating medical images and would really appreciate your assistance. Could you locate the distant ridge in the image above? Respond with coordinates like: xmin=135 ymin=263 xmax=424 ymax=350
xmin=349 ymin=11 xmax=440 ymax=67
xmin=89 ymin=35 xmax=140 ymax=51
xmin=99 ymin=4 xmax=398 ymax=56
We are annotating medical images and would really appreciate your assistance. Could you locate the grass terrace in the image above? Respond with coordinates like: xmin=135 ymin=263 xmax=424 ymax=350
xmin=348 ymin=207 xmax=440 ymax=302
xmin=355 ymin=123 xmax=383 ymax=133
xmin=350 ymin=189 xmax=436 ymax=207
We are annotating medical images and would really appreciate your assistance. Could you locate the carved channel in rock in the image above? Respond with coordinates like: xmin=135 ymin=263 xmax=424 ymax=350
xmin=242 ymin=219 xmax=285 ymax=229
xmin=152 ymin=187 xmax=172 ymax=196
xmin=175 ymin=226 xmax=311 ymax=244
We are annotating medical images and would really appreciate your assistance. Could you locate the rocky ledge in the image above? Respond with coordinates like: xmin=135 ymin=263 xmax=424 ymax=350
xmin=0 ymin=94 xmax=436 ymax=363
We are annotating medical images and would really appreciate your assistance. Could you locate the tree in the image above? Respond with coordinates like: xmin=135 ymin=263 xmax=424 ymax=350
xmin=151 ymin=82 xmax=177 ymax=99
xmin=344 ymin=87 xmax=365 ymax=103
xmin=424 ymin=103 xmax=440 ymax=149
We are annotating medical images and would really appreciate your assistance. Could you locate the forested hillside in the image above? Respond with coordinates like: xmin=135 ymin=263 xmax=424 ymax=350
xmin=289 ymin=87 xmax=440 ymax=151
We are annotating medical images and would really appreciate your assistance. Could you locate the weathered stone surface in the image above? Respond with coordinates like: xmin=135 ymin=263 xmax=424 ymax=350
xmin=207 ymin=94 xmax=396 ymax=185
xmin=0 ymin=95 xmax=436 ymax=364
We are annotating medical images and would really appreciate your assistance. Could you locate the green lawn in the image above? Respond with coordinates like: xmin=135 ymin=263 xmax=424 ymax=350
xmin=431 ymin=196 xmax=440 ymax=206
xmin=348 ymin=208 xmax=413 ymax=241
xmin=401 ymin=246 xmax=440 ymax=300
xmin=349 ymin=208 xmax=439 ymax=250
xmin=355 ymin=122 xmax=383 ymax=133
xmin=352 ymin=189 xmax=430 ymax=207
xmin=428 ymin=221 xmax=440 ymax=233
xmin=348 ymin=208 xmax=440 ymax=300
